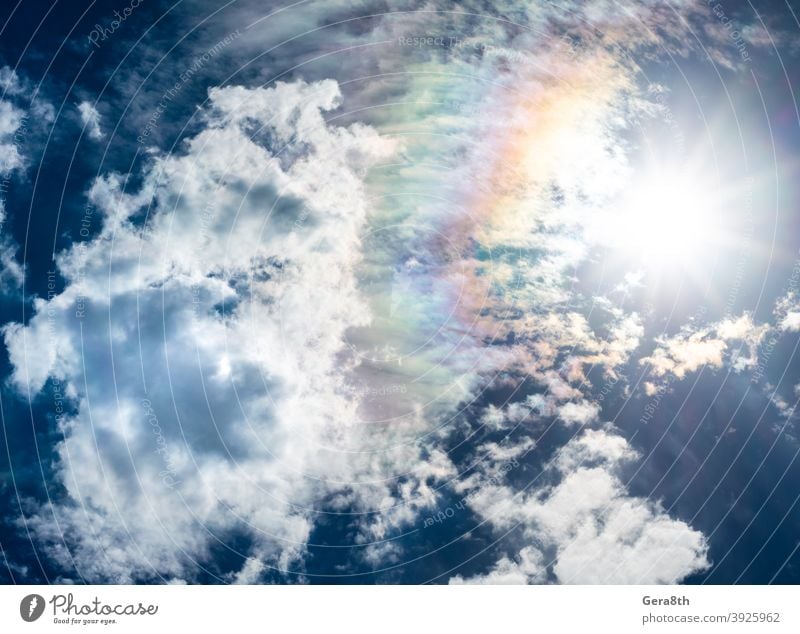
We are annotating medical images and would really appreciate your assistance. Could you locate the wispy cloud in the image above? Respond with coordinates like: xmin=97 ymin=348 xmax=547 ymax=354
xmin=77 ymin=101 xmax=104 ymax=140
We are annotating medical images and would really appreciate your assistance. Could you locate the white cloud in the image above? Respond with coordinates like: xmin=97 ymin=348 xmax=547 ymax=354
xmin=0 ymin=66 xmax=53 ymax=291
xmin=642 ymin=335 xmax=727 ymax=379
xmin=0 ymin=209 xmax=23 ymax=290
xmin=775 ymin=291 xmax=800 ymax=332
xmin=555 ymin=428 xmax=636 ymax=471
xmin=0 ymin=66 xmax=25 ymax=96
xmin=5 ymin=79 xmax=455 ymax=582
xmin=459 ymin=429 xmax=709 ymax=584
xmin=449 ymin=546 xmax=546 ymax=584
xmin=641 ymin=313 xmax=768 ymax=380
xmin=478 ymin=438 xmax=536 ymax=465
xmin=542 ymin=467 xmax=707 ymax=584
xmin=0 ymin=98 xmax=25 ymax=173
xmin=557 ymin=400 xmax=601 ymax=426
xmin=77 ymin=101 xmax=104 ymax=140
xmin=782 ymin=313 xmax=800 ymax=332
xmin=0 ymin=66 xmax=53 ymax=174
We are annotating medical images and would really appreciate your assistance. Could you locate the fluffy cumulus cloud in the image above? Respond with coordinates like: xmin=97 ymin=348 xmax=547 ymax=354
xmin=782 ymin=313 xmax=800 ymax=332
xmin=4 ymin=78 xmax=453 ymax=582
xmin=454 ymin=429 xmax=709 ymax=584
xmin=557 ymin=400 xmax=601 ymax=426
xmin=449 ymin=546 xmax=547 ymax=585
xmin=775 ymin=291 xmax=800 ymax=332
xmin=640 ymin=313 xmax=769 ymax=380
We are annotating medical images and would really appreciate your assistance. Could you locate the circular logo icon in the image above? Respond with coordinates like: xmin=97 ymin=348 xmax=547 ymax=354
xmin=20 ymin=594 xmax=45 ymax=622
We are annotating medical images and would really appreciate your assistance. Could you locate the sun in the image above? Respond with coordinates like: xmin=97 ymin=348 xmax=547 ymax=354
xmin=604 ymin=166 xmax=726 ymax=267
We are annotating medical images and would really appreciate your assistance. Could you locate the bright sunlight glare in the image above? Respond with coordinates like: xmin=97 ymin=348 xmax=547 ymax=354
xmin=606 ymin=168 xmax=724 ymax=266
